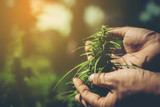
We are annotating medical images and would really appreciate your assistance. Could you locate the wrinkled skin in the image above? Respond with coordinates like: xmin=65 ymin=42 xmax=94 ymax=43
xmin=73 ymin=27 xmax=160 ymax=107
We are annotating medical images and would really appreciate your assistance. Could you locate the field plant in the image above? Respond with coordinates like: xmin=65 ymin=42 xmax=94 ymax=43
xmin=54 ymin=25 xmax=123 ymax=107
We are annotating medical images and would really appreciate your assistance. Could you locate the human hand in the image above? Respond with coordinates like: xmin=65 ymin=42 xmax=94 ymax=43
xmin=85 ymin=27 xmax=160 ymax=71
xmin=73 ymin=69 xmax=160 ymax=107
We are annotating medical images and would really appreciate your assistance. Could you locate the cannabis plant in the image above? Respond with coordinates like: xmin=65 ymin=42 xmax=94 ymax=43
xmin=54 ymin=25 xmax=123 ymax=107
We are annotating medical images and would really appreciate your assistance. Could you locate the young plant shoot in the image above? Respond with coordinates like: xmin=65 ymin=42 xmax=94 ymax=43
xmin=54 ymin=25 xmax=123 ymax=107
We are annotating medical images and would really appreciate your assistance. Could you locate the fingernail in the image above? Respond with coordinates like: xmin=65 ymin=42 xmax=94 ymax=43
xmin=88 ymin=74 xmax=94 ymax=82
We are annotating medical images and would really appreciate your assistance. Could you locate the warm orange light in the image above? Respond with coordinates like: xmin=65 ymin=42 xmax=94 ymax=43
xmin=30 ymin=0 xmax=45 ymax=16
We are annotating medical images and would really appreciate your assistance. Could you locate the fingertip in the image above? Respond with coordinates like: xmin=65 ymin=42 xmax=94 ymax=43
xmin=73 ymin=77 xmax=79 ymax=85
xmin=85 ymin=45 xmax=91 ymax=52
xmin=85 ymin=40 xmax=92 ymax=46
xmin=87 ymin=55 xmax=93 ymax=60
xmin=110 ymin=27 xmax=127 ymax=38
xmin=88 ymin=74 xmax=95 ymax=82
xmin=75 ymin=94 xmax=80 ymax=101
xmin=73 ymin=77 xmax=84 ymax=87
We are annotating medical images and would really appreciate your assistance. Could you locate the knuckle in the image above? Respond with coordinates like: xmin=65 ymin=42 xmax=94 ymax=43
xmin=81 ymin=89 xmax=89 ymax=97
xmin=104 ymin=72 xmax=112 ymax=81
xmin=78 ymin=83 xmax=89 ymax=95
xmin=92 ymin=73 xmax=104 ymax=84
xmin=100 ymin=73 xmax=106 ymax=84
xmin=78 ymin=83 xmax=87 ymax=92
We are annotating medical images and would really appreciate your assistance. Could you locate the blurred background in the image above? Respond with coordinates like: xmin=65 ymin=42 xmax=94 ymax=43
xmin=0 ymin=0 xmax=160 ymax=107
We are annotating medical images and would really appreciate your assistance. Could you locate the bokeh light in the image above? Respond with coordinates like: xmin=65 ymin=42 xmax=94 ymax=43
xmin=84 ymin=5 xmax=105 ymax=27
xmin=140 ymin=1 xmax=160 ymax=22
xmin=36 ymin=3 xmax=72 ymax=36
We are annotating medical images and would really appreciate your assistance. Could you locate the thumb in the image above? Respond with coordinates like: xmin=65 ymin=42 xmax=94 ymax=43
xmin=88 ymin=73 xmax=116 ymax=89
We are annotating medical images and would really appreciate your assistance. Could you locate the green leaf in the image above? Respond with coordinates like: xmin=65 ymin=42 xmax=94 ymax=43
xmin=94 ymin=56 xmax=102 ymax=73
xmin=109 ymin=41 xmax=121 ymax=47
xmin=53 ymin=61 xmax=88 ymax=91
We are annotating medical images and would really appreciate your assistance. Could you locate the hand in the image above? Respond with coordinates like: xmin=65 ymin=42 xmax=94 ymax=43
xmin=85 ymin=27 xmax=160 ymax=71
xmin=74 ymin=27 xmax=160 ymax=107
xmin=73 ymin=69 xmax=160 ymax=107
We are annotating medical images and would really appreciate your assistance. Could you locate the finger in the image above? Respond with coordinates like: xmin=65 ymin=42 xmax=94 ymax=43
xmin=111 ymin=57 xmax=127 ymax=68
xmin=75 ymin=94 xmax=90 ymax=107
xmin=73 ymin=77 xmax=90 ymax=91
xmin=87 ymin=55 xmax=93 ymax=61
xmin=88 ymin=73 xmax=116 ymax=89
xmin=85 ymin=40 xmax=93 ymax=60
xmin=73 ymin=78 xmax=104 ymax=105
xmin=73 ymin=78 xmax=117 ymax=107
xmin=110 ymin=27 xmax=130 ymax=38
xmin=111 ymin=55 xmax=135 ymax=69
xmin=112 ymin=27 xmax=158 ymax=53
xmin=110 ymin=26 xmax=149 ymax=38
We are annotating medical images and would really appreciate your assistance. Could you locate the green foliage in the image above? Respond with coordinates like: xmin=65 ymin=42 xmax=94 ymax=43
xmin=0 ymin=55 xmax=58 ymax=107
xmin=55 ymin=26 xmax=122 ymax=106
xmin=25 ymin=73 xmax=56 ymax=97
xmin=0 ymin=17 xmax=59 ymax=107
